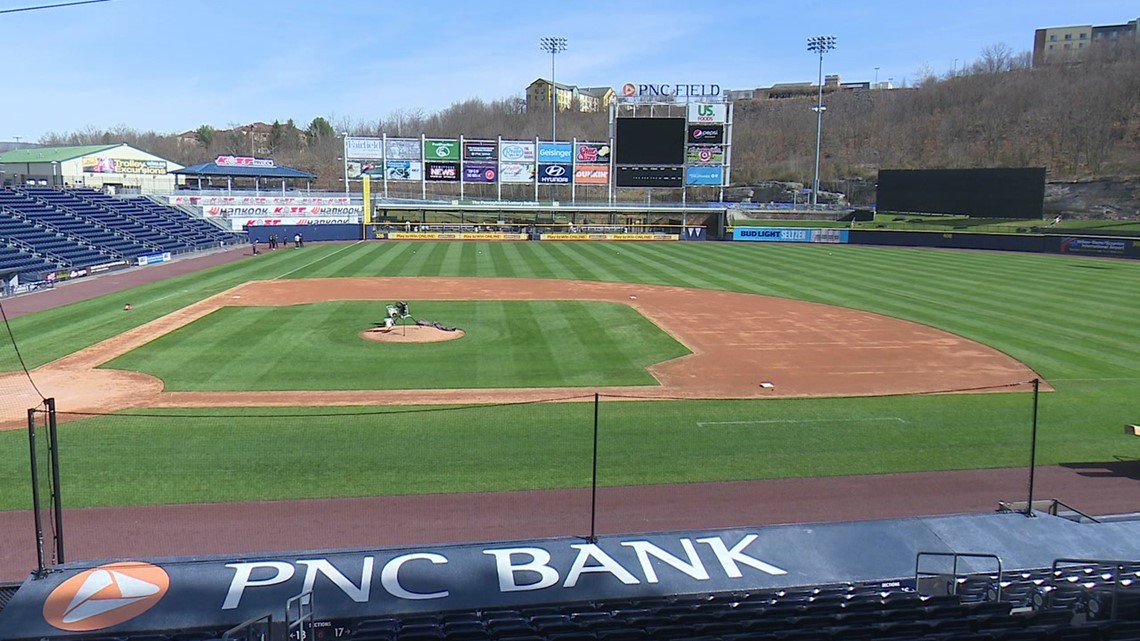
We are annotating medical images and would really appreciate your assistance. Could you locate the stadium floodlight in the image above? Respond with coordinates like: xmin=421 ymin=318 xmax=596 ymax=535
xmin=807 ymin=35 xmax=837 ymax=208
xmin=539 ymin=37 xmax=568 ymax=143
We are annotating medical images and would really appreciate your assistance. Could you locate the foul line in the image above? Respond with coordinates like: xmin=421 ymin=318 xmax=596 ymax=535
xmin=697 ymin=417 xmax=908 ymax=427
xmin=274 ymin=241 xmax=365 ymax=280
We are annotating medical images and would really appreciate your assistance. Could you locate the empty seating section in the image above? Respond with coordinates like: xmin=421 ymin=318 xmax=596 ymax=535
xmin=0 ymin=187 xmax=238 ymax=275
xmin=0 ymin=242 xmax=56 ymax=275
xmin=20 ymin=187 xmax=161 ymax=257
xmin=0 ymin=196 xmax=114 ymax=270
xmin=25 ymin=187 xmax=188 ymax=253
xmin=80 ymin=190 xmax=233 ymax=249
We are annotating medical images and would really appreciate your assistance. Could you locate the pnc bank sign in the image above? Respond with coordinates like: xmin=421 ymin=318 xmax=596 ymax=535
xmin=622 ymin=82 xmax=722 ymax=98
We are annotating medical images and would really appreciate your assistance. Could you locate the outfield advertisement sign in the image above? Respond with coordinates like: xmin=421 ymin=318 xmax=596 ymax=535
xmin=426 ymin=161 xmax=460 ymax=181
xmin=500 ymin=141 xmax=536 ymax=162
xmin=537 ymin=142 xmax=573 ymax=163
xmin=538 ymin=163 xmax=572 ymax=184
xmin=385 ymin=160 xmax=423 ymax=181
xmin=463 ymin=140 xmax=498 ymax=161
xmin=688 ymin=103 xmax=727 ymax=124
xmin=424 ymin=139 xmax=460 ymax=161
xmin=499 ymin=162 xmax=535 ymax=183
xmin=687 ymin=125 xmax=724 ymax=144
xmin=385 ymin=138 xmax=421 ymax=160
xmin=576 ymin=142 xmax=611 ymax=163
xmin=463 ymin=163 xmax=498 ymax=183
xmin=345 ymin=137 xmax=384 ymax=159
xmin=574 ymin=165 xmax=610 ymax=185
xmin=733 ymin=227 xmax=849 ymax=243
xmin=541 ymin=233 xmax=679 ymax=241
xmin=1059 ymin=236 xmax=1129 ymax=256
xmin=686 ymin=166 xmax=724 ymax=186
xmin=347 ymin=159 xmax=384 ymax=180
xmin=384 ymin=232 xmax=528 ymax=241
xmin=686 ymin=146 xmax=724 ymax=165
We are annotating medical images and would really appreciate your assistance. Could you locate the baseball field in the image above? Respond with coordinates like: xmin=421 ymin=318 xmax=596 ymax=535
xmin=1 ymin=240 xmax=1138 ymax=575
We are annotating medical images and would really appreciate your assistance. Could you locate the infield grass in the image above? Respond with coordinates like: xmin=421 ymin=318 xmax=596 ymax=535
xmin=101 ymin=301 xmax=689 ymax=390
xmin=2 ymin=241 xmax=1140 ymax=510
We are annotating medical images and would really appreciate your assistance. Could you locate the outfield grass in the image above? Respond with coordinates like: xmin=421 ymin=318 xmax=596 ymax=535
xmin=101 ymin=301 xmax=689 ymax=391
xmin=2 ymin=241 xmax=1139 ymax=509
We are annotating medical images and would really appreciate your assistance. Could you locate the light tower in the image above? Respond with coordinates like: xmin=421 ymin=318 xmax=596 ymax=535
xmin=807 ymin=35 xmax=836 ymax=207
xmin=539 ymin=37 xmax=568 ymax=143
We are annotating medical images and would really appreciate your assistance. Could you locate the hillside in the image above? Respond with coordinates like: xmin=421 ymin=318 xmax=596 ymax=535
xmin=39 ymin=52 xmax=1140 ymax=215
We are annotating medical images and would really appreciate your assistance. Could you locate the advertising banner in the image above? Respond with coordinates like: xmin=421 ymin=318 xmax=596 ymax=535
xmin=733 ymin=227 xmax=849 ymax=243
xmin=234 ymin=216 xmax=362 ymax=229
xmin=615 ymin=166 xmax=683 ymax=188
xmin=686 ymin=146 xmax=724 ymax=165
xmin=688 ymin=103 xmax=728 ymax=124
xmin=687 ymin=124 xmax=724 ymax=144
xmin=171 ymin=195 xmax=350 ymax=206
xmin=499 ymin=162 xmax=535 ymax=183
xmin=426 ymin=161 xmax=460 ymax=181
xmin=385 ymin=160 xmax=423 ymax=181
xmin=385 ymin=138 xmax=420 ymax=160
xmin=537 ymin=142 xmax=573 ymax=164
xmin=686 ymin=166 xmax=724 ymax=186
xmin=347 ymin=159 xmax=384 ymax=180
xmin=540 ymin=233 xmax=679 ymax=241
xmin=82 ymin=157 xmax=168 ymax=175
xmin=136 ymin=252 xmax=172 ymax=266
xmin=463 ymin=163 xmax=498 ymax=183
xmin=385 ymin=232 xmax=528 ymax=241
xmin=345 ymin=137 xmax=384 ymax=160
xmin=538 ymin=163 xmax=572 ymax=184
xmin=500 ymin=141 xmax=536 ymax=162
xmin=574 ymin=165 xmax=610 ymax=185
xmin=1059 ymin=236 xmax=1129 ymax=256
xmin=575 ymin=142 xmax=611 ymax=164
xmin=463 ymin=140 xmax=498 ymax=161
xmin=215 ymin=155 xmax=274 ymax=168
xmin=205 ymin=205 xmax=363 ymax=217
xmin=424 ymin=139 xmax=460 ymax=161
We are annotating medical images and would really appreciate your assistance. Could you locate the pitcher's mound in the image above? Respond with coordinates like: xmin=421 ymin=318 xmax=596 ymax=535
xmin=360 ymin=326 xmax=465 ymax=344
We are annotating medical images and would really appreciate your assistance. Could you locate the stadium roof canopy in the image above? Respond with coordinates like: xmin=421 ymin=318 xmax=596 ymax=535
xmin=173 ymin=162 xmax=316 ymax=179
xmin=0 ymin=144 xmax=120 ymax=163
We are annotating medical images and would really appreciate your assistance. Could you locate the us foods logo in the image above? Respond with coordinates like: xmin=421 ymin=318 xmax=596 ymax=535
xmin=43 ymin=562 xmax=170 ymax=631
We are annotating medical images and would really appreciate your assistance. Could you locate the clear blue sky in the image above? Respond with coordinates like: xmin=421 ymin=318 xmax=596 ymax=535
xmin=2 ymin=0 xmax=1136 ymax=141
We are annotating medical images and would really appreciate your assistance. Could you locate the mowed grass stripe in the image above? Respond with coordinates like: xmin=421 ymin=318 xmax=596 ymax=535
xmin=100 ymin=301 xmax=687 ymax=391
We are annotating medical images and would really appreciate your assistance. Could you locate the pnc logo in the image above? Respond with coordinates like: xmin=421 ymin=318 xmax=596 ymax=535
xmin=622 ymin=83 xmax=637 ymax=96
xmin=43 ymin=562 xmax=170 ymax=632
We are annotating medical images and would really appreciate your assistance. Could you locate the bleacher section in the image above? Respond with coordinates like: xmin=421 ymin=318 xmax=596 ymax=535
xmin=0 ymin=187 xmax=238 ymax=277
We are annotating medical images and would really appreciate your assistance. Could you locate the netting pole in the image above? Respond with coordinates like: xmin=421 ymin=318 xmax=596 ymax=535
xmin=1025 ymin=379 xmax=1040 ymax=518
xmin=27 ymin=407 xmax=46 ymax=577
xmin=589 ymin=392 xmax=599 ymax=543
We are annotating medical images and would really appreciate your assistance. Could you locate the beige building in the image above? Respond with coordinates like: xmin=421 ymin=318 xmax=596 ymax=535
xmin=526 ymin=79 xmax=613 ymax=113
xmin=0 ymin=143 xmax=183 ymax=194
xmin=1033 ymin=18 xmax=1137 ymax=66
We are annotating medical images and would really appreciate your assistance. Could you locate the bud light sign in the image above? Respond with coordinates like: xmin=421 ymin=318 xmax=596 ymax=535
xmin=538 ymin=163 xmax=572 ymax=184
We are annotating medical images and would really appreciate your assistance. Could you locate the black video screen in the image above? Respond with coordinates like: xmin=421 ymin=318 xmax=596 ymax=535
xmin=615 ymin=118 xmax=685 ymax=165
xmin=615 ymin=166 xmax=684 ymax=188
xmin=876 ymin=168 xmax=1046 ymax=218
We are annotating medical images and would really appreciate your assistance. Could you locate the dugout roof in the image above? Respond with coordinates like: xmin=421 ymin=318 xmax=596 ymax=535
xmin=173 ymin=162 xmax=316 ymax=179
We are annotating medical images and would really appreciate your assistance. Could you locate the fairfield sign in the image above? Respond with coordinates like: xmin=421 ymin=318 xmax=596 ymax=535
xmin=621 ymin=82 xmax=722 ymax=98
